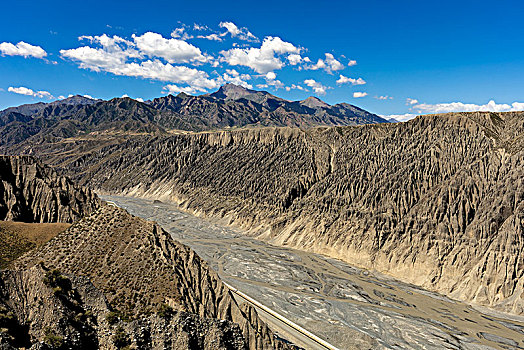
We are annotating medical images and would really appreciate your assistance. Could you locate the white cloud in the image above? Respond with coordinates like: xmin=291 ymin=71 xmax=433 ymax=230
xmin=347 ymin=60 xmax=357 ymax=66
xmin=219 ymin=69 xmax=252 ymax=88
xmin=287 ymin=54 xmax=303 ymax=65
xmin=375 ymin=95 xmax=393 ymax=100
xmin=0 ymin=41 xmax=47 ymax=59
xmin=219 ymin=21 xmax=258 ymax=42
xmin=193 ymin=24 xmax=209 ymax=31
xmin=61 ymin=34 xmax=218 ymax=93
xmin=411 ymin=100 xmax=524 ymax=114
xmin=353 ymin=92 xmax=367 ymax=98
xmin=132 ymin=32 xmax=206 ymax=64
xmin=163 ymin=84 xmax=203 ymax=95
xmin=170 ymin=27 xmax=193 ymax=40
xmin=285 ymin=84 xmax=306 ymax=92
xmin=305 ymin=53 xmax=344 ymax=73
xmin=406 ymin=98 xmax=418 ymax=105
xmin=304 ymin=79 xmax=329 ymax=95
xmin=197 ymin=34 xmax=224 ymax=41
xmin=265 ymin=71 xmax=276 ymax=80
xmin=383 ymin=113 xmax=417 ymax=122
xmin=8 ymin=86 xmax=53 ymax=98
xmin=220 ymin=36 xmax=301 ymax=73
xmin=336 ymin=74 xmax=366 ymax=85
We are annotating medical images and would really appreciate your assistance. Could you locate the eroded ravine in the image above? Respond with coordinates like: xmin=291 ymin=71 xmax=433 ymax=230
xmin=104 ymin=195 xmax=524 ymax=350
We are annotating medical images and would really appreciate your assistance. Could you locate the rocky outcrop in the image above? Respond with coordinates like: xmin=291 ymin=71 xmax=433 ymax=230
xmin=25 ymin=111 xmax=524 ymax=315
xmin=14 ymin=205 xmax=291 ymax=349
xmin=0 ymin=264 xmax=248 ymax=349
xmin=0 ymin=155 xmax=100 ymax=223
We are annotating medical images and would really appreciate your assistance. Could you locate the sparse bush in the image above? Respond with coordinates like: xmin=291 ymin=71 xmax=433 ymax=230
xmin=156 ymin=303 xmax=174 ymax=319
xmin=43 ymin=328 xmax=64 ymax=349
xmin=105 ymin=311 xmax=120 ymax=325
xmin=42 ymin=269 xmax=71 ymax=296
xmin=112 ymin=326 xmax=130 ymax=348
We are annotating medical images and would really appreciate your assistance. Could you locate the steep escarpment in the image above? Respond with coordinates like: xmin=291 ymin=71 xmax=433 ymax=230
xmin=29 ymin=111 xmax=524 ymax=315
xmin=0 ymin=155 xmax=100 ymax=223
xmin=14 ymin=205 xmax=290 ymax=350
xmin=0 ymin=264 xmax=248 ymax=349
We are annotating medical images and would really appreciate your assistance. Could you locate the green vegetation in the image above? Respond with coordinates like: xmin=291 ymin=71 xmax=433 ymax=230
xmin=43 ymin=328 xmax=64 ymax=349
xmin=157 ymin=303 xmax=174 ymax=319
xmin=42 ymin=269 xmax=72 ymax=296
xmin=105 ymin=311 xmax=120 ymax=325
xmin=112 ymin=326 xmax=130 ymax=349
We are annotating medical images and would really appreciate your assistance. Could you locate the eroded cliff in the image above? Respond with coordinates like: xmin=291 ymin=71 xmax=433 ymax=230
xmin=29 ymin=111 xmax=524 ymax=315
xmin=0 ymin=155 xmax=99 ymax=223
xmin=13 ymin=205 xmax=290 ymax=350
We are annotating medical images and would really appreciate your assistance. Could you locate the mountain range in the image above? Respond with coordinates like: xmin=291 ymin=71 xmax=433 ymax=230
xmin=0 ymin=84 xmax=387 ymax=150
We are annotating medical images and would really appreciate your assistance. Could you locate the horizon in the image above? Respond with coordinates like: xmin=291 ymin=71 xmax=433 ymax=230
xmin=1 ymin=0 xmax=523 ymax=121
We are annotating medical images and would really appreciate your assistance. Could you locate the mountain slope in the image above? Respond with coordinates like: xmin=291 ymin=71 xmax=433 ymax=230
xmin=27 ymin=111 xmax=524 ymax=315
xmin=13 ymin=205 xmax=290 ymax=349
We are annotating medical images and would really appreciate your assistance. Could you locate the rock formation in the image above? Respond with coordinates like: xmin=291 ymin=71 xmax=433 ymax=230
xmin=0 ymin=264 xmax=248 ymax=349
xmin=21 ymin=111 xmax=524 ymax=315
xmin=0 ymin=155 xmax=99 ymax=223
xmin=11 ymin=205 xmax=290 ymax=349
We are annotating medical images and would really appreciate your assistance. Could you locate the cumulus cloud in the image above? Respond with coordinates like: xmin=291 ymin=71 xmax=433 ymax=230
xmin=265 ymin=72 xmax=276 ymax=80
xmin=220 ymin=36 xmax=301 ymax=73
xmin=382 ymin=113 xmax=417 ymax=122
xmin=61 ymin=33 xmax=218 ymax=93
xmin=193 ymin=24 xmax=209 ymax=31
xmin=219 ymin=21 xmax=258 ymax=42
xmin=8 ymin=86 xmax=53 ymax=99
xmin=285 ymin=84 xmax=306 ymax=92
xmin=0 ymin=41 xmax=47 ymax=59
xmin=353 ymin=92 xmax=367 ymax=98
xmin=347 ymin=60 xmax=357 ymax=66
xmin=287 ymin=54 xmax=303 ymax=66
xmin=219 ymin=69 xmax=253 ymax=88
xmin=170 ymin=27 xmax=193 ymax=40
xmin=304 ymin=79 xmax=329 ymax=95
xmin=305 ymin=53 xmax=344 ymax=73
xmin=411 ymin=100 xmax=524 ymax=114
xmin=406 ymin=98 xmax=418 ymax=105
xmin=133 ymin=32 xmax=206 ymax=63
xmin=336 ymin=74 xmax=366 ymax=85
xmin=163 ymin=84 xmax=207 ymax=95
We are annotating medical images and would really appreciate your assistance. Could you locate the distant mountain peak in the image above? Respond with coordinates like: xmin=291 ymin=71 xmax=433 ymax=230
xmin=211 ymin=83 xmax=257 ymax=100
xmin=59 ymin=95 xmax=99 ymax=105
xmin=300 ymin=96 xmax=330 ymax=108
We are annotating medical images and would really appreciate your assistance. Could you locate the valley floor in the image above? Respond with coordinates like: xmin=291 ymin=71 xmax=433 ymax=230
xmin=104 ymin=195 xmax=524 ymax=350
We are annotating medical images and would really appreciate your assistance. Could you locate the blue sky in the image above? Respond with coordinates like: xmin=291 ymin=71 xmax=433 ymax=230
xmin=1 ymin=0 xmax=523 ymax=119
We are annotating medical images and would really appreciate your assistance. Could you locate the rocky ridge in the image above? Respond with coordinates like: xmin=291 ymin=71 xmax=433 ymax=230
xmin=9 ymin=205 xmax=290 ymax=349
xmin=0 ymin=84 xmax=386 ymax=151
xmin=27 ymin=111 xmax=524 ymax=315
xmin=0 ymin=155 xmax=99 ymax=223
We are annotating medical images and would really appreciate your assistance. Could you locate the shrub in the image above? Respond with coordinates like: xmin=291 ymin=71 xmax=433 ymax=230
xmin=112 ymin=326 xmax=130 ymax=349
xmin=105 ymin=311 xmax=120 ymax=325
xmin=43 ymin=328 xmax=63 ymax=349
xmin=42 ymin=269 xmax=71 ymax=295
xmin=156 ymin=303 xmax=174 ymax=319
